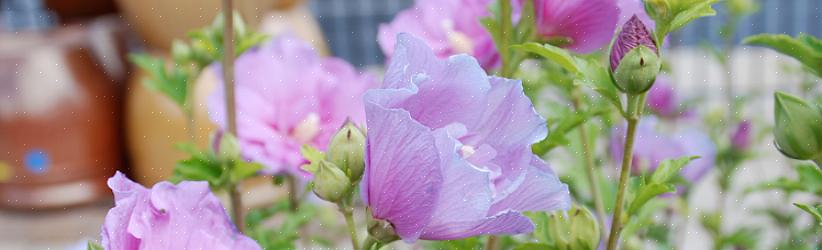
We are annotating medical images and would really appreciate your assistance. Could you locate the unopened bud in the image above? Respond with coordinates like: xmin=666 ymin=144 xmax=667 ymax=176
xmin=312 ymin=160 xmax=351 ymax=202
xmin=544 ymin=204 xmax=600 ymax=250
xmin=610 ymin=16 xmax=660 ymax=94
xmin=326 ymin=120 xmax=366 ymax=182
xmin=773 ymin=92 xmax=822 ymax=161
xmin=211 ymin=130 xmax=241 ymax=162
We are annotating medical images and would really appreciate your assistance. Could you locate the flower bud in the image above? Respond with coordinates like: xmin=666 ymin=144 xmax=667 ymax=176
xmin=610 ymin=15 xmax=660 ymax=94
xmin=544 ymin=204 xmax=600 ymax=250
xmin=366 ymin=209 xmax=400 ymax=244
xmin=773 ymin=92 xmax=822 ymax=160
xmin=730 ymin=120 xmax=752 ymax=151
xmin=312 ymin=160 xmax=351 ymax=202
xmin=211 ymin=130 xmax=241 ymax=162
xmin=326 ymin=120 xmax=366 ymax=182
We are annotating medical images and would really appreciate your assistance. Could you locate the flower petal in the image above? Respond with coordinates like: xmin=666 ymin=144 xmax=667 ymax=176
xmin=489 ymin=154 xmax=570 ymax=215
xmin=420 ymin=210 xmax=534 ymax=240
xmin=362 ymin=93 xmax=443 ymax=241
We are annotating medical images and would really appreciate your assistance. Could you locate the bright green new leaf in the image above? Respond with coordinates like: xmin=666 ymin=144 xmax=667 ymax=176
xmin=744 ymin=33 xmax=822 ymax=78
xmin=793 ymin=203 xmax=822 ymax=226
xmin=231 ymin=161 xmax=264 ymax=183
xmin=87 ymin=241 xmax=104 ymax=250
xmin=511 ymin=43 xmax=579 ymax=74
xmin=627 ymin=182 xmax=675 ymax=215
xmin=650 ymin=156 xmax=699 ymax=184
xmin=300 ymin=145 xmax=326 ymax=174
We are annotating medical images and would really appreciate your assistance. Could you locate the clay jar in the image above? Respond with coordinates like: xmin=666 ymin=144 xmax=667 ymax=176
xmin=0 ymin=21 xmax=126 ymax=210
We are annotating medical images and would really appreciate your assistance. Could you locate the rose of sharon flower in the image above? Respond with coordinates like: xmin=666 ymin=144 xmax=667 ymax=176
xmin=378 ymin=0 xmax=499 ymax=69
xmin=646 ymin=75 xmax=681 ymax=117
xmin=610 ymin=117 xmax=716 ymax=182
xmin=730 ymin=120 xmax=752 ymax=151
xmin=362 ymin=34 xmax=570 ymax=242
xmin=617 ymin=0 xmax=654 ymax=27
xmin=209 ymin=36 xmax=375 ymax=175
xmin=527 ymin=0 xmax=620 ymax=53
xmin=101 ymin=172 xmax=260 ymax=250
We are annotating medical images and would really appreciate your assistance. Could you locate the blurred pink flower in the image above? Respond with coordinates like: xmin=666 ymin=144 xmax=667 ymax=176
xmin=363 ymin=34 xmax=569 ymax=242
xmin=101 ymin=172 xmax=260 ymax=250
xmin=610 ymin=117 xmax=716 ymax=182
xmin=528 ymin=0 xmax=620 ymax=53
xmin=646 ymin=75 xmax=680 ymax=117
xmin=617 ymin=0 xmax=654 ymax=27
xmin=731 ymin=120 xmax=752 ymax=151
xmin=378 ymin=0 xmax=499 ymax=69
xmin=209 ymin=36 xmax=376 ymax=176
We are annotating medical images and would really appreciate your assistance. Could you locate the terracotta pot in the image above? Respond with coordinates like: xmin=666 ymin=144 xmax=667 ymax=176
xmin=0 ymin=21 xmax=127 ymax=210
xmin=125 ymin=57 xmax=218 ymax=185
xmin=114 ymin=0 xmax=277 ymax=50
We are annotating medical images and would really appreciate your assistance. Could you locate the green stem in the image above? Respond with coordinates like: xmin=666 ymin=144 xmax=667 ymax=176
xmin=498 ymin=0 xmax=513 ymax=77
xmin=362 ymin=236 xmax=378 ymax=250
xmin=341 ymin=206 xmax=360 ymax=250
xmin=286 ymin=174 xmax=300 ymax=211
xmin=221 ymin=0 xmax=243 ymax=232
xmin=485 ymin=235 xmax=498 ymax=250
xmin=571 ymin=90 xmax=607 ymax=239
xmin=606 ymin=94 xmax=644 ymax=250
xmin=813 ymin=156 xmax=822 ymax=169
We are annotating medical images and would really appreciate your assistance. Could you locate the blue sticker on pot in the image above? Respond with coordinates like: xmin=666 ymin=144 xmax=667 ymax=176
xmin=24 ymin=149 xmax=49 ymax=174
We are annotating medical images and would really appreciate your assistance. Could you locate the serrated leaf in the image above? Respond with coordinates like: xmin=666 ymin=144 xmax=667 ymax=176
xmin=793 ymin=203 xmax=822 ymax=226
xmin=650 ymin=156 xmax=699 ymax=184
xmin=744 ymin=33 xmax=822 ymax=77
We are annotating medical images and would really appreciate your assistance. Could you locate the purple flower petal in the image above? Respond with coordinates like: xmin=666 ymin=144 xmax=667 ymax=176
xmin=532 ymin=0 xmax=620 ymax=53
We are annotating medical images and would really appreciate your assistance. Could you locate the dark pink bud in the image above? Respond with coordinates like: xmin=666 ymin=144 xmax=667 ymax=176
xmin=731 ymin=120 xmax=752 ymax=151
xmin=610 ymin=15 xmax=657 ymax=71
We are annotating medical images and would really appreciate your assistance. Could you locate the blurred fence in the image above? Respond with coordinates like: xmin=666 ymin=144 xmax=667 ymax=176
xmin=308 ymin=0 xmax=822 ymax=67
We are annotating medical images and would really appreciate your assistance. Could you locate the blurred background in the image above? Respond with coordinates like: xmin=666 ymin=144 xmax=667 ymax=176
xmin=0 ymin=0 xmax=819 ymax=249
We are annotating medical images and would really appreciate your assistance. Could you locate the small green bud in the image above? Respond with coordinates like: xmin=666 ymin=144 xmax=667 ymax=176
xmin=171 ymin=40 xmax=192 ymax=63
xmin=612 ymin=46 xmax=661 ymax=94
xmin=773 ymin=92 xmax=822 ymax=161
xmin=211 ymin=131 xmax=241 ymax=162
xmin=312 ymin=160 xmax=351 ymax=202
xmin=545 ymin=204 xmax=600 ymax=250
xmin=366 ymin=208 xmax=400 ymax=244
xmin=326 ymin=120 xmax=366 ymax=182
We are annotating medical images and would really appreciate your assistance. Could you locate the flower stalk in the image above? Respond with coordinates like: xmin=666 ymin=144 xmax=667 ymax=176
xmin=571 ymin=89 xmax=607 ymax=239
xmin=606 ymin=93 xmax=645 ymax=250
xmin=498 ymin=0 xmax=514 ymax=77
xmin=221 ymin=0 xmax=243 ymax=232
xmin=340 ymin=204 xmax=360 ymax=250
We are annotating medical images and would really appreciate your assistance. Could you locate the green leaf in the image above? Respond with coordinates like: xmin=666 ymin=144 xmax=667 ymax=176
xmin=745 ymin=33 xmax=822 ymax=77
xmin=793 ymin=203 xmax=822 ymax=226
xmin=573 ymin=57 xmax=622 ymax=111
xmin=627 ymin=182 xmax=675 ymax=215
xmin=129 ymin=53 xmax=189 ymax=106
xmin=650 ymin=156 xmax=699 ymax=184
xmin=512 ymin=43 xmax=579 ymax=74
xmin=300 ymin=145 xmax=325 ymax=174
xmin=514 ymin=243 xmax=553 ymax=250
xmin=87 ymin=241 xmax=104 ymax=250
xmin=231 ymin=161 xmax=263 ymax=183
xmin=428 ymin=237 xmax=484 ymax=250
xmin=173 ymin=157 xmax=222 ymax=185
xmin=667 ymin=0 xmax=718 ymax=34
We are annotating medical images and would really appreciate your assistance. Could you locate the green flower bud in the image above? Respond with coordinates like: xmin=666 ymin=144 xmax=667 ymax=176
xmin=773 ymin=92 xmax=822 ymax=161
xmin=612 ymin=46 xmax=661 ymax=94
xmin=211 ymin=131 xmax=241 ymax=162
xmin=545 ymin=204 xmax=600 ymax=250
xmin=326 ymin=120 xmax=366 ymax=182
xmin=366 ymin=208 xmax=400 ymax=244
xmin=644 ymin=0 xmax=671 ymax=22
xmin=312 ymin=160 xmax=351 ymax=202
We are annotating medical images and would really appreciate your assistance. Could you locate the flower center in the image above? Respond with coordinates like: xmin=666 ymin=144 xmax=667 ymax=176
xmin=459 ymin=145 xmax=476 ymax=158
xmin=441 ymin=19 xmax=474 ymax=54
xmin=292 ymin=113 xmax=320 ymax=144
